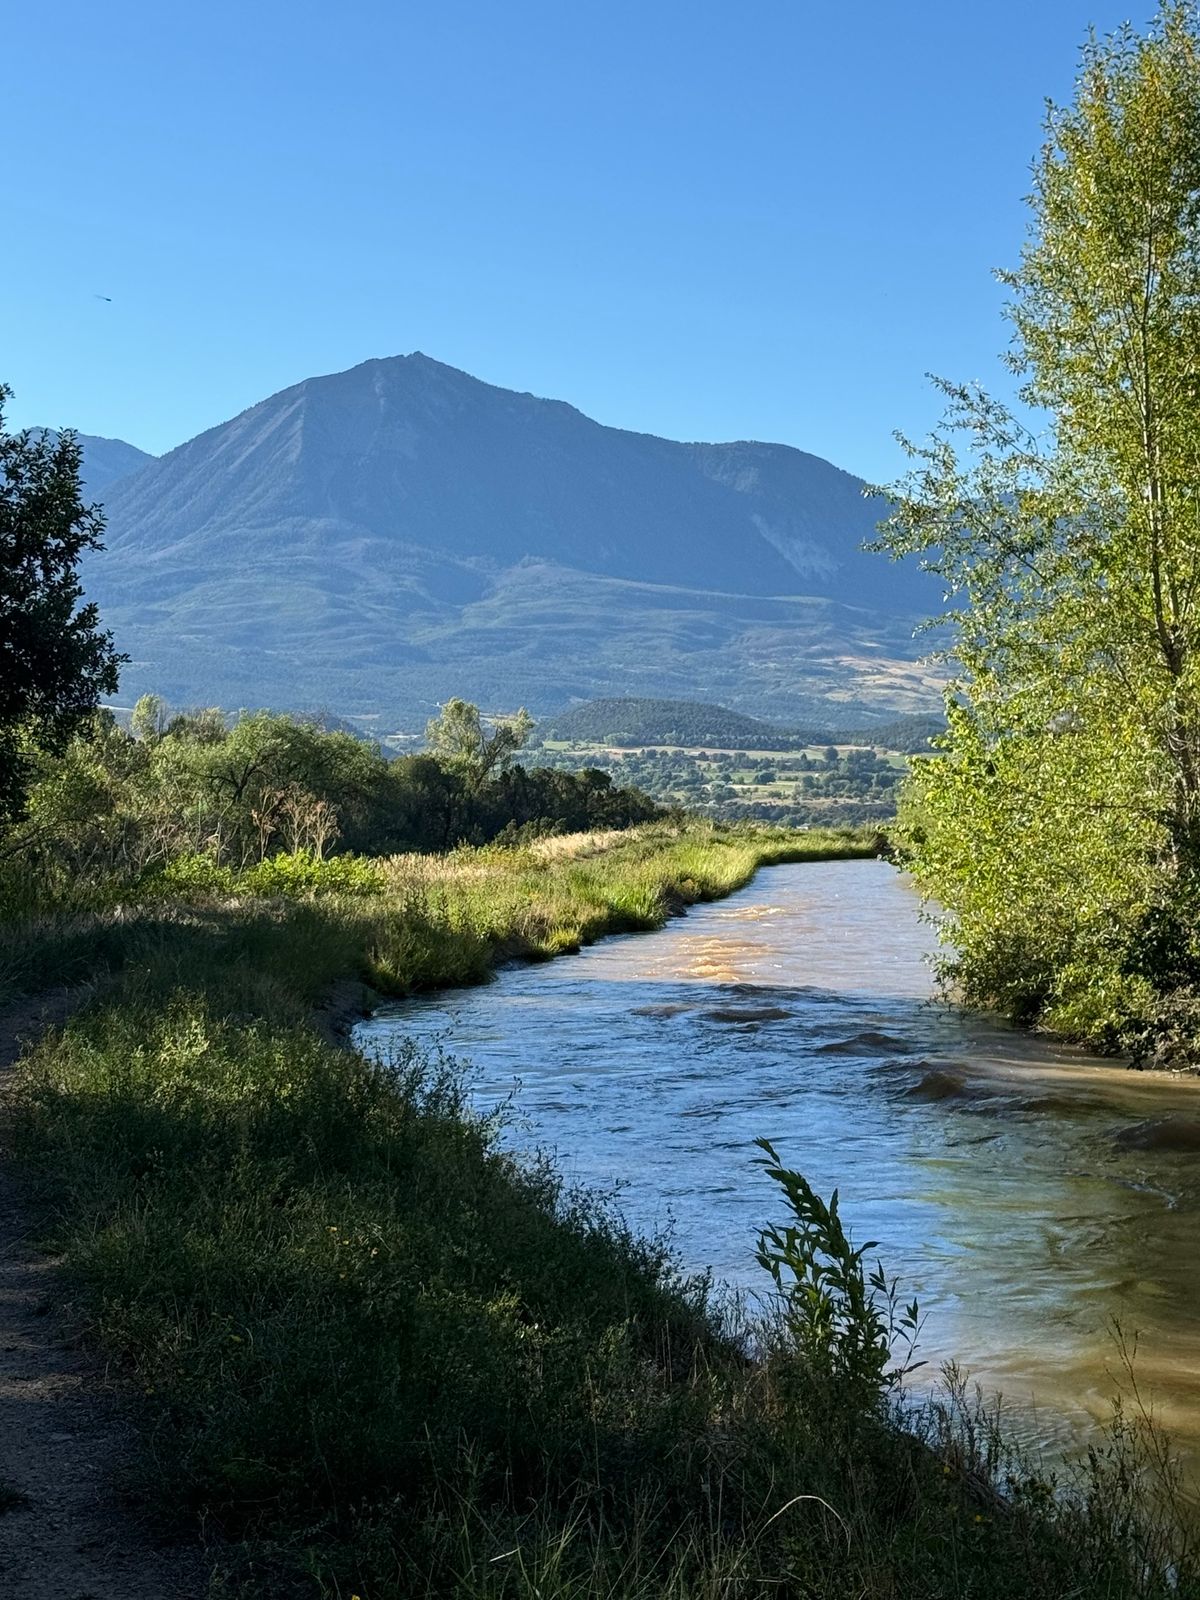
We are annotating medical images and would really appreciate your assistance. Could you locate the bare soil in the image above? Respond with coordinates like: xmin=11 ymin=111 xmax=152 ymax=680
xmin=0 ymin=989 xmax=212 ymax=1600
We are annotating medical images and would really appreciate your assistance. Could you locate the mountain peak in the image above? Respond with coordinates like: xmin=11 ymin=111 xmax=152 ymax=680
xmin=79 ymin=355 xmax=939 ymax=727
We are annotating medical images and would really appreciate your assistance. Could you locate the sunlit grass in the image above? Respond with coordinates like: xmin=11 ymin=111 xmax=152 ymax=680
xmin=0 ymin=821 xmax=877 ymax=1011
xmin=7 ymin=819 xmax=1193 ymax=1596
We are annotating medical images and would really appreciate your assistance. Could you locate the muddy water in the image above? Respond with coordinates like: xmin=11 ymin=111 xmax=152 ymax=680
xmin=355 ymin=858 xmax=1200 ymax=1467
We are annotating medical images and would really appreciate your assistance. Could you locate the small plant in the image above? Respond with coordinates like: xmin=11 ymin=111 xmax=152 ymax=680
xmin=144 ymin=852 xmax=237 ymax=898
xmin=754 ymin=1137 xmax=921 ymax=1416
xmin=238 ymin=849 xmax=384 ymax=898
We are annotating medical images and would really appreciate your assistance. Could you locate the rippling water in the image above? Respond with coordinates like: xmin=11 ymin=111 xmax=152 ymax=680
xmin=355 ymin=857 xmax=1200 ymax=1467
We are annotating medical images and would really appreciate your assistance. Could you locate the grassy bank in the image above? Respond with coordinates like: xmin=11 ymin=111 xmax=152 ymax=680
xmin=0 ymin=821 xmax=876 ymax=1015
xmin=5 ymin=823 xmax=1198 ymax=1597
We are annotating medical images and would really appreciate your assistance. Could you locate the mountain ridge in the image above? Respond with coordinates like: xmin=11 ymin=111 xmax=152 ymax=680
xmin=68 ymin=353 xmax=940 ymax=726
xmin=32 ymin=429 xmax=155 ymax=500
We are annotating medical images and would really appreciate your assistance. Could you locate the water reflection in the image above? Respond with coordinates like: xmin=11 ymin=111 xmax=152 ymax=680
xmin=355 ymin=858 xmax=1200 ymax=1468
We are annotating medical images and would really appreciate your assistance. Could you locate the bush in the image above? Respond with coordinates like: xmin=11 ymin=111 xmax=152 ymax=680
xmin=145 ymin=853 xmax=237 ymax=898
xmin=239 ymin=849 xmax=385 ymax=898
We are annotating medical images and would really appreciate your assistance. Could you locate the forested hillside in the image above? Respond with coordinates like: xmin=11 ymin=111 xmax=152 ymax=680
xmin=536 ymin=696 xmax=944 ymax=752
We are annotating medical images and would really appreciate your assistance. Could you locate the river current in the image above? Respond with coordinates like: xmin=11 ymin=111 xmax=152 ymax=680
xmin=355 ymin=857 xmax=1200 ymax=1467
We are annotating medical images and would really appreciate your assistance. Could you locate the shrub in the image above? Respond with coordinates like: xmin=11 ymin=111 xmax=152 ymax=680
xmin=238 ymin=849 xmax=385 ymax=898
xmin=144 ymin=852 xmax=236 ymax=898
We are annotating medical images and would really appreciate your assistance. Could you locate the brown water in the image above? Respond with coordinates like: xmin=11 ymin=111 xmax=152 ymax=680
xmin=355 ymin=858 xmax=1200 ymax=1467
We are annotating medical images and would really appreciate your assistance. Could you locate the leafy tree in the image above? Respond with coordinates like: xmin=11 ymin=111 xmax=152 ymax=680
xmin=130 ymin=693 xmax=167 ymax=743
xmin=0 ymin=698 xmax=661 ymax=908
xmin=166 ymin=706 xmax=227 ymax=745
xmin=425 ymin=698 xmax=533 ymax=786
xmin=875 ymin=3 xmax=1200 ymax=1056
xmin=0 ymin=388 xmax=124 ymax=823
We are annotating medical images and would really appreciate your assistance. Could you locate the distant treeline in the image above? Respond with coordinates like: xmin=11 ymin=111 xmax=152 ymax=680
xmin=1 ymin=699 xmax=659 ymax=913
xmin=535 ymin=696 xmax=944 ymax=753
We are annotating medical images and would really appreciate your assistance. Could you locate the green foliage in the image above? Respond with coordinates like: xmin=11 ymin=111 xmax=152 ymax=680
xmin=537 ymin=695 xmax=944 ymax=753
xmin=425 ymin=697 xmax=534 ymax=785
xmin=238 ymin=849 xmax=385 ymax=898
xmin=149 ymin=852 xmax=237 ymax=898
xmin=141 ymin=850 xmax=385 ymax=902
xmin=0 ymin=701 xmax=662 ymax=916
xmin=130 ymin=692 xmax=167 ymax=743
xmin=0 ymin=386 xmax=125 ymax=825
xmin=875 ymin=3 xmax=1200 ymax=1061
xmin=755 ymin=1138 xmax=921 ymax=1419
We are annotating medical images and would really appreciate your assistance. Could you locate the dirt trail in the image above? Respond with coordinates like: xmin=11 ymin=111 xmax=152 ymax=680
xmin=0 ymin=990 xmax=211 ymax=1600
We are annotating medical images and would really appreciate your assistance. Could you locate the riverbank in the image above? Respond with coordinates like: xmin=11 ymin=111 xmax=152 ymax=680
xmin=0 ymin=822 xmax=875 ymax=1017
xmin=361 ymin=855 xmax=1200 ymax=1472
xmin=4 ymin=824 xmax=1197 ymax=1597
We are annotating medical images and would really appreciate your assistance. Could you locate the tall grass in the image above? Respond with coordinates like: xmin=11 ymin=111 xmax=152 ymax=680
xmin=0 ymin=821 xmax=874 ymax=1012
xmin=6 ymin=821 xmax=1196 ymax=1596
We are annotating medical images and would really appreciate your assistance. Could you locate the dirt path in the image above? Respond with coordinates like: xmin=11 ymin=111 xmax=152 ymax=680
xmin=0 ymin=990 xmax=212 ymax=1600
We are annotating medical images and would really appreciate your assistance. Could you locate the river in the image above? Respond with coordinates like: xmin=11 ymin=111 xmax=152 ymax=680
xmin=354 ymin=857 xmax=1200 ymax=1469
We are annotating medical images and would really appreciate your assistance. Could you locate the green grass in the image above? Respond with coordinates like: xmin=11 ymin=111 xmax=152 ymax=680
xmin=0 ymin=821 xmax=876 ymax=1015
xmin=4 ymin=822 xmax=1197 ymax=1597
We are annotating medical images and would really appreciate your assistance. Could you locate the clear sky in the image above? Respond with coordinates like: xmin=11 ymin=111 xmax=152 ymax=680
xmin=5 ymin=0 xmax=1147 ymax=481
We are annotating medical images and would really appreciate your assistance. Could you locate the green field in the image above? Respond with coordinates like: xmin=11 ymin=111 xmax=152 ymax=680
xmin=533 ymin=738 xmax=911 ymax=826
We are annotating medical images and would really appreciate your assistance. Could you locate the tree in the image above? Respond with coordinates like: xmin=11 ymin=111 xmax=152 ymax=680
xmin=424 ymin=698 xmax=533 ymax=786
xmin=874 ymin=3 xmax=1200 ymax=1056
xmin=1 ymin=391 xmax=125 ymax=822
xmin=131 ymin=693 xmax=167 ymax=743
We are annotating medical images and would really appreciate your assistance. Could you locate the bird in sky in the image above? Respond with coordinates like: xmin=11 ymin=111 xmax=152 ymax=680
xmin=93 ymin=293 xmax=112 ymax=302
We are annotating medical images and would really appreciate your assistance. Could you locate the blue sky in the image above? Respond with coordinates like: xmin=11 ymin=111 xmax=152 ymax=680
xmin=5 ymin=0 xmax=1145 ymax=481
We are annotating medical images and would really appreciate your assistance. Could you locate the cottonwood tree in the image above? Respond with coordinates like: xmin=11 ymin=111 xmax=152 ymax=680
xmin=424 ymin=698 xmax=533 ymax=786
xmin=131 ymin=692 xmax=168 ymax=743
xmin=875 ymin=3 xmax=1200 ymax=1056
xmin=0 ymin=388 xmax=124 ymax=824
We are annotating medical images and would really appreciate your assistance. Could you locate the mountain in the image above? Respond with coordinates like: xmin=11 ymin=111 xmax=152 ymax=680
xmin=81 ymin=354 xmax=942 ymax=728
xmin=32 ymin=430 xmax=155 ymax=499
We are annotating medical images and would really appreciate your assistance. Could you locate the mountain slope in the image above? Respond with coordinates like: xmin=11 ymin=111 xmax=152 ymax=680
xmin=82 ymin=354 xmax=940 ymax=726
xmin=32 ymin=430 xmax=155 ymax=499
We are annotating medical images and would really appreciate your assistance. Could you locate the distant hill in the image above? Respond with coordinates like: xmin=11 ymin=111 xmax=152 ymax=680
xmin=31 ymin=429 xmax=155 ymax=500
xmin=539 ymin=698 xmax=800 ymax=748
xmin=73 ymin=354 xmax=942 ymax=725
xmin=536 ymin=696 xmax=944 ymax=752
